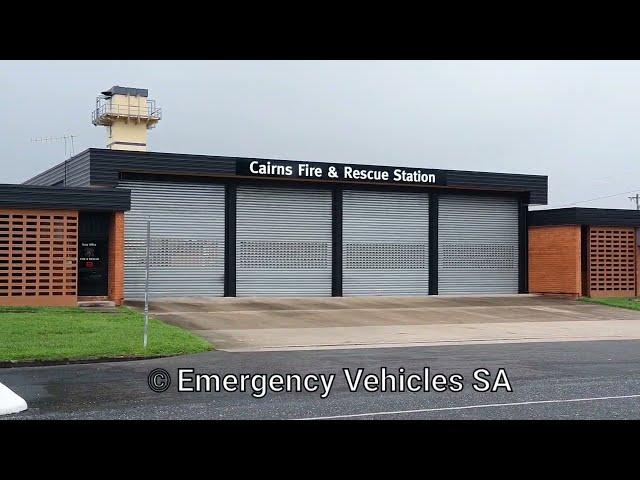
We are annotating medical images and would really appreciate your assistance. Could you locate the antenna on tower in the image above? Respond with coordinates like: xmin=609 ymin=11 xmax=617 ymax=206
xmin=31 ymin=134 xmax=78 ymax=157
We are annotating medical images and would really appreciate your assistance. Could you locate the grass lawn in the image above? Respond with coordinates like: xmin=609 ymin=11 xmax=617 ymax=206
xmin=0 ymin=306 xmax=211 ymax=363
xmin=580 ymin=297 xmax=640 ymax=312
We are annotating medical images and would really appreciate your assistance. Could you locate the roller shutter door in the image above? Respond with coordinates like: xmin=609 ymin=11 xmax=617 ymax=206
xmin=438 ymin=195 xmax=519 ymax=294
xmin=343 ymin=190 xmax=429 ymax=295
xmin=237 ymin=186 xmax=332 ymax=296
xmin=118 ymin=181 xmax=225 ymax=299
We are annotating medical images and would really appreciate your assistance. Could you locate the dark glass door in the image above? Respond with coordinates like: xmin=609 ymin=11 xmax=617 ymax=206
xmin=78 ymin=213 xmax=110 ymax=296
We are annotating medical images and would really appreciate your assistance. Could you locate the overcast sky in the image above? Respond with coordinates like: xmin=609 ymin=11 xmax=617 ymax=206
xmin=1 ymin=60 xmax=639 ymax=209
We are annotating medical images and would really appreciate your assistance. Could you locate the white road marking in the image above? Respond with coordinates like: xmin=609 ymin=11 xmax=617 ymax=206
xmin=0 ymin=382 xmax=28 ymax=416
xmin=297 ymin=394 xmax=640 ymax=420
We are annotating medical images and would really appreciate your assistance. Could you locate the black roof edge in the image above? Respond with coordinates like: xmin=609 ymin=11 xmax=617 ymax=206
xmin=81 ymin=147 xmax=548 ymax=178
xmin=21 ymin=147 xmax=548 ymax=204
xmin=0 ymin=183 xmax=130 ymax=212
xmin=529 ymin=207 xmax=640 ymax=227
xmin=25 ymin=147 xmax=548 ymax=182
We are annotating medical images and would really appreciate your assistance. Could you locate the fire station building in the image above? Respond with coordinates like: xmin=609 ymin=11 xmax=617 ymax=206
xmin=1 ymin=86 xmax=638 ymax=307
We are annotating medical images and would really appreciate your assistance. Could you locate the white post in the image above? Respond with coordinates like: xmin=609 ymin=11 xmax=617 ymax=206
xmin=143 ymin=218 xmax=150 ymax=348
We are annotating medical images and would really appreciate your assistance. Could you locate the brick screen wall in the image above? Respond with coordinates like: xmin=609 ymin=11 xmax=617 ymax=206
xmin=588 ymin=226 xmax=636 ymax=298
xmin=0 ymin=209 xmax=78 ymax=306
xmin=528 ymin=225 xmax=582 ymax=296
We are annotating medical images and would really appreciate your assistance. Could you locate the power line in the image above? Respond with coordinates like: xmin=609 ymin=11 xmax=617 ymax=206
xmin=546 ymin=188 xmax=640 ymax=209
xmin=630 ymin=193 xmax=640 ymax=210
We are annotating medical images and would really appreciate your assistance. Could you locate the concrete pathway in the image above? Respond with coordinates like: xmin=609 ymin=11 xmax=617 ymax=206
xmin=127 ymin=295 xmax=640 ymax=351
xmin=212 ymin=320 xmax=640 ymax=351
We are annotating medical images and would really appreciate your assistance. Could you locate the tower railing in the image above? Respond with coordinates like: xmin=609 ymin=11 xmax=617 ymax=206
xmin=92 ymin=99 xmax=162 ymax=126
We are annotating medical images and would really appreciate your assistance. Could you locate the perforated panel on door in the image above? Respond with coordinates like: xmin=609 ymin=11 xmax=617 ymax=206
xmin=343 ymin=190 xmax=429 ymax=295
xmin=118 ymin=181 xmax=225 ymax=299
xmin=438 ymin=195 xmax=519 ymax=294
xmin=588 ymin=226 xmax=636 ymax=297
xmin=236 ymin=186 xmax=332 ymax=296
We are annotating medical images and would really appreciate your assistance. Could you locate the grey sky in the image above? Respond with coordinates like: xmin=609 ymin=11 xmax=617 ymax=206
xmin=1 ymin=60 xmax=639 ymax=209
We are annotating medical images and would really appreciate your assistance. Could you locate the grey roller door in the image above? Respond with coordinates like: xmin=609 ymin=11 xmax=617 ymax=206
xmin=237 ymin=186 xmax=332 ymax=296
xmin=343 ymin=190 xmax=429 ymax=295
xmin=438 ymin=195 xmax=519 ymax=294
xmin=118 ymin=181 xmax=225 ymax=299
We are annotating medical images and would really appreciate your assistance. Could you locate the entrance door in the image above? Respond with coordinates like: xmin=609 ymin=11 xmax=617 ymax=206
xmin=78 ymin=213 xmax=110 ymax=296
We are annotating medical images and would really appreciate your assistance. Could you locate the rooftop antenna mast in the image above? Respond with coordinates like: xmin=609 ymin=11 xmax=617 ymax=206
xmin=30 ymin=134 xmax=78 ymax=158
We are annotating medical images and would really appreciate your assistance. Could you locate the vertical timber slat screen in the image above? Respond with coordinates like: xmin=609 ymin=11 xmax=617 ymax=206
xmin=588 ymin=226 xmax=636 ymax=297
xmin=0 ymin=209 xmax=78 ymax=306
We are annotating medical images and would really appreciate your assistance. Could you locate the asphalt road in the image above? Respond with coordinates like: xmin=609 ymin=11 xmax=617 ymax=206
xmin=2 ymin=340 xmax=640 ymax=420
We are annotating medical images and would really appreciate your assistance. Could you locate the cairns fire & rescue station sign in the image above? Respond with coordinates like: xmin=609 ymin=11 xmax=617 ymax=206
xmin=237 ymin=159 xmax=446 ymax=186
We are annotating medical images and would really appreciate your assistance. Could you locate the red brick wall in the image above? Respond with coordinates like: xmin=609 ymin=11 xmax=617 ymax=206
xmin=108 ymin=211 xmax=125 ymax=306
xmin=528 ymin=225 xmax=582 ymax=296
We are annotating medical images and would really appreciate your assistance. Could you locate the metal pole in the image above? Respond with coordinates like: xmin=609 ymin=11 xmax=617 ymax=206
xmin=143 ymin=218 xmax=150 ymax=348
